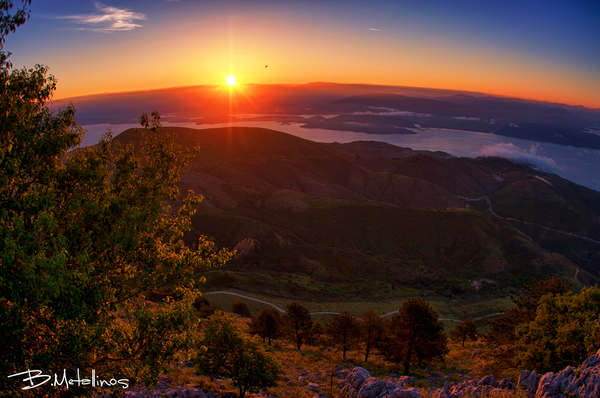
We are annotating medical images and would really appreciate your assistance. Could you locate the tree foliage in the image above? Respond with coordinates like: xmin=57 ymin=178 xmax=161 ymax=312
xmin=284 ymin=302 xmax=313 ymax=350
xmin=232 ymin=301 xmax=251 ymax=318
xmin=450 ymin=319 xmax=478 ymax=347
xmin=359 ymin=309 xmax=384 ymax=362
xmin=325 ymin=311 xmax=359 ymax=359
xmin=1 ymin=1 xmax=30 ymax=52
xmin=515 ymin=286 xmax=600 ymax=373
xmin=0 ymin=14 xmax=233 ymax=394
xmin=196 ymin=312 xmax=281 ymax=398
xmin=382 ymin=298 xmax=448 ymax=375
xmin=249 ymin=308 xmax=281 ymax=345
xmin=485 ymin=276 xmax=571 ymax=369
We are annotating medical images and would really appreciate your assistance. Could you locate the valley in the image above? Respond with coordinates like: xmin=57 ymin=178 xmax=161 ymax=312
xmin=115 ymin=126 xmax=600 ymax=319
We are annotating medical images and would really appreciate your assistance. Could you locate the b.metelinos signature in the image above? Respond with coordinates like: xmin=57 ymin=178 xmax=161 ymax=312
xmin=8 ymin=369 xmax=129 ymax=390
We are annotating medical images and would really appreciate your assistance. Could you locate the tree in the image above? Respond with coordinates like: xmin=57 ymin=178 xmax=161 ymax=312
xmin=382 ymin=298 xmax=448 ymax=374
xmin=325 ymin=312 xmax=359 ymax=359
xmin=485 ymin=276 xmax=571 ymax=369
xmin=249 ymin=308 xmax=281 ymax=345
xmin=1 ymin=1 xmax=31 ymax=52
xmin=450 ymin=319 xmax=478 ymax=347
xmin=285 ymin=302 xmax=313 ymax=350
xmin=515 ymin=286 xmax=600 ymax=373
xmin=0 ymin=10 xmax=233 ymax=394
xmin=232 ymin=301 xmax=251 ymax=318
xmin=193 ymin=295 xmax=217 ymax=319
xmin=359 ymin=310 xmax=384 ymax=362
xmin=196 ymin=312 xmax=282 ymax=398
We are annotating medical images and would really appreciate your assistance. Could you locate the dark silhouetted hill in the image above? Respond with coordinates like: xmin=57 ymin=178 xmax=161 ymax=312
xmin=113 ymin=127 xmax=600 ymax=301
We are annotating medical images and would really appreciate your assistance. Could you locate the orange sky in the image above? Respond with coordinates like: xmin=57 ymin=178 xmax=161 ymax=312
xmin=5 ymin=1 xmax=600 ymax=108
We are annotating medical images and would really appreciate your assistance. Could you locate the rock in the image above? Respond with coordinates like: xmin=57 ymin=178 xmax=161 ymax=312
xmin=338 ymin=367 xmax=420 ymax=398
xmin=519 ymin=370 xmax=541 ymax=394
xmin=356 ymin=377 xmax=388 ymax=398
xmin=307 ymin=382 xmax=320 ymax=391
xmin=389 ymin=387 xmax=420 ymax=398
xmin=478 ymin=375 xmax=499 ymax=387
xmin=470 ymin=349 xmax=483 ymax=359
xmin=336 ymin=370 xmax=350 ymax=379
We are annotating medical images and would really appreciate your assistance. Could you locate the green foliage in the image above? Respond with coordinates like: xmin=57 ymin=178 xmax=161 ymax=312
xmin=515 ymin=286 xmax=600 ymax=373
xmin=193 ymin=295 xmax=217 ymax=319
xmin=232 ymin=301 xmax=251 ymax=318
xmin=485 ymin=276 xmax=571 ymax=371
xmin=359 ymin=309 xmax=384 ymax=362
xmin=325 ymin=311 xmax=359 ymax=359
xmin=285 ymin=302 xmax=313 ymax=350
xmin=249 ymin=308 xmax=281 ymax=345
xmin=450 ymin=319 xmax=478 ymax=347
xmin=196 ymin=312 xmax=282 ymax=398
xmin=0 ymin=36 xmax=233 ymax=395
xmin=382 ymin=298 xmax=448 ymax=375
xmin=1 ymin=1 xmax=30 ymax=50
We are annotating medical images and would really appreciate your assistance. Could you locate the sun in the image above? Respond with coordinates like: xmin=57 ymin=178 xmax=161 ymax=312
xmin=226 ymin=75 xmax=236 ymax=86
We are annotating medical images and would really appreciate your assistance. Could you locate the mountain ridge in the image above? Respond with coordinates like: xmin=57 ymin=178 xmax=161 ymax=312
xmin=114 ymin=126 xmax=600 ymax=303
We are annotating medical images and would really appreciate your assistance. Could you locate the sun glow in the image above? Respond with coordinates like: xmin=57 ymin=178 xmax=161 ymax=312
xmin=226 ymin=75 xmax=236 ymax=86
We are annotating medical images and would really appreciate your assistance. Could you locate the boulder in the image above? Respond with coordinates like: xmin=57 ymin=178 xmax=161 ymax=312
xmin=338 ymin=367 xmax=420 ymax=398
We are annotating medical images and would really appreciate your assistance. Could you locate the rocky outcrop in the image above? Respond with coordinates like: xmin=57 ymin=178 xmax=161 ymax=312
xmin=338 ymin=367 xmax=419 ymax=398
xmin=340 ymin=349 xmax=600 ymax=398
xmin=435 ymin=375 xmax=516 ymax=398
xmin=518 ymin=348 xmax=600 ymax=398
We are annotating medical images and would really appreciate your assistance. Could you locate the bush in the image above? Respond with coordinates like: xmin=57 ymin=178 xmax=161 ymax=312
xmin=196 ymin=312 xmax=281 ymax=398
xmin=232 ymin=301 xmax=252 ymax=317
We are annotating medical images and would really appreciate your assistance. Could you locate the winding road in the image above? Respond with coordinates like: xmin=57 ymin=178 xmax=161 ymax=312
xmin=456 ymin=195 xmax=600 ymax=245
xmin=204 ymin=191 xmax=594 ymax=323
xmin=203 ymin=291 xmax=504 ymax=322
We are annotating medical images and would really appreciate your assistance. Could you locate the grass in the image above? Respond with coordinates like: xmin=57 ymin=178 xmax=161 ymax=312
xmin=164 ymin=314 xmax=522 ymax=398
xmin=198 ymin=283 xmax=512 ymax=328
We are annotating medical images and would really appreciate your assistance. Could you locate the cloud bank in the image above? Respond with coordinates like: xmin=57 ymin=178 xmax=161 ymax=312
xmin=480 ymin=143 xmax=562 ymax=172
xmin=59 ymin=2 xmax=146 ymax=32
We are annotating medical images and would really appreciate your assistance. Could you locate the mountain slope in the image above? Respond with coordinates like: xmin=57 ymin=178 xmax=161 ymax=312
xmin=114 ymin=126 xmax=600 ymax=299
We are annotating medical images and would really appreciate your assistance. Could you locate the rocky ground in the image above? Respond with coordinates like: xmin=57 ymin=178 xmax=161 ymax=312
xmin=95 ymin=348 xmax=600 ymax=398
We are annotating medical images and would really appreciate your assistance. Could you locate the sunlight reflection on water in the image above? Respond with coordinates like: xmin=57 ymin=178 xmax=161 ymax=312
xmin=81 ymin=121 xmax=600 ymax=192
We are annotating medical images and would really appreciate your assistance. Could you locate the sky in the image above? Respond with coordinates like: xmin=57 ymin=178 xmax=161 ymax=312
xmin=4 ymin=0 xmax=600 ymax=108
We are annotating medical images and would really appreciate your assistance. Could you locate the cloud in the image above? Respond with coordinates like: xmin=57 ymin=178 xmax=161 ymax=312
xmin=369 ymin=28 xmax=382 ymax=31
xmin=58 ymin=2 xmax=146 ymax=32
xmin=452 ymin=116 xmax=480 ymax=121
xmin=351 ymin=107 xmax=433 ymax=117
xmin=480 ymin=143 xmax=562 ymax=172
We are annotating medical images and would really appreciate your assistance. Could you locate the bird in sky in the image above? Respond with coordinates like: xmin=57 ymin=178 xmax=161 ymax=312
xmin=265 ymin=65 xmax=268 ymax=68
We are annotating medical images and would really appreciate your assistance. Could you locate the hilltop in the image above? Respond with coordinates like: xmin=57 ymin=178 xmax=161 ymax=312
xmin=114 ymin=126 xmax=600 ymax=317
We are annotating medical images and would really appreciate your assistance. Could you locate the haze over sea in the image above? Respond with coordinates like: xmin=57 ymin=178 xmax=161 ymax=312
xmin=82 ymin=121 xmax=600 ymax=193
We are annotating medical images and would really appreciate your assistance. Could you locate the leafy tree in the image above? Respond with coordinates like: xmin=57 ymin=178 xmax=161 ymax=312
xmin=359 ymin=310 xmax=384 ymax=362
xmin=485 ymin=276 xmax=571 ymax=369
xmin=308 ymin=320 xmax=325 ymax=346
xmin=232 ymin=301 xmax=251 ymax=318
xmin=0 ymin=9 xmax=233 ymax=394
xmin=193 ymin=295 xmax=217 ymax=319
xmin=515 ymin=286 xmax=600 ymax=373
xmin=249 ymin=308 xmax=281 ymax=345
xmin=1 ymin=1 xmax=30 ymax=52
xmin=325 ymin=311 xmax=359 ymax=359
xmin=450 ymin=319 xmax=478 ymax=347
xmin=285 ymin=302 xmax=313 ymax=350
xmin=196 ymin=312 xmax=282 ymax=398
xmin=382 ymin=298 xmax=448 ymax=374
